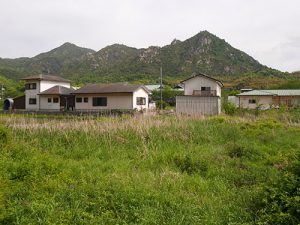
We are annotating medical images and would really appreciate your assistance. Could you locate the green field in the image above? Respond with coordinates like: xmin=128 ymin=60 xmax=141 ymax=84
xmin=0 ymin=111 xmax=300 ymax=224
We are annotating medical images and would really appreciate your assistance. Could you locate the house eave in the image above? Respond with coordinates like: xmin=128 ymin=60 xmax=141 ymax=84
xmin=180 ymin=73 xmax=224 ymax=87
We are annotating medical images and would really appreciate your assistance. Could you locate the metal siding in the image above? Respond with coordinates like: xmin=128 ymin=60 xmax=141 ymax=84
xmin=176 ymin=96 xmax=220 ymax=115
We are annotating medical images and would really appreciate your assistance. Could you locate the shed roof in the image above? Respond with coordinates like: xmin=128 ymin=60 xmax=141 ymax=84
xmin=72 ymin=83 xmax=149 ymax=94
xmin=180 ymin=73 xmax=224 ymax=87
xmin=21 ymin=74 xmax=71 ymax=83
xmin=145 ymin=84 xmax=163 ymax=91
xmin=237 ymin=89 xmax=300 ymax=96
xmin=38 ymin=86 xmax=74 ymax=95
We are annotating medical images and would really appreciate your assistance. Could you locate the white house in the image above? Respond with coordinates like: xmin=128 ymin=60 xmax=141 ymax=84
xmin=72 ymin=83 xmax=149 ymax=111
xmin=21 ymin=74 xmax=74 ymax=111
xmin=237 ymin=89 xmax=300 ymax=109
xmin=176 ymin=73 xmax=223 ymax=115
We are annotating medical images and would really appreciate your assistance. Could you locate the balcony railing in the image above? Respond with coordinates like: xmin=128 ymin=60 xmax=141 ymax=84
xmin=193 ymin=90 xmax=217 ymax=96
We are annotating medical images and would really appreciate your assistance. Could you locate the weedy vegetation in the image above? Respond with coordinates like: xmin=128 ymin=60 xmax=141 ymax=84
xmin=0 ymin=110 xmax=299 ymax=224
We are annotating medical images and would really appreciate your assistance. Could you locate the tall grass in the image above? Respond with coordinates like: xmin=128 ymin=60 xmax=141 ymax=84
xmin=0 ymin=112 xmax=299 ymax=224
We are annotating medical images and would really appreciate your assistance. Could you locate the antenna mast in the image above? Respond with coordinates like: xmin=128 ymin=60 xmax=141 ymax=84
xmin=160 ymin=67 xmax=163 ymax=110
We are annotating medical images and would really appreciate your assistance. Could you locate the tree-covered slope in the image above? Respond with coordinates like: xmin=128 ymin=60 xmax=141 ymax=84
xmin=0 ymin=31 xmax=282 ymax=82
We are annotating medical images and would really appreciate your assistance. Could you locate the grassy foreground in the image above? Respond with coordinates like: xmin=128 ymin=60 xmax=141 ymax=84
xmin=0 ymin=112 xmax=300 ymax=224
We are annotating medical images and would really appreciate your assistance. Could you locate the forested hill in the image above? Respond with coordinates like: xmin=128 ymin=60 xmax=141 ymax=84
xmin=0 ymin=31 xmax=283 ymax=83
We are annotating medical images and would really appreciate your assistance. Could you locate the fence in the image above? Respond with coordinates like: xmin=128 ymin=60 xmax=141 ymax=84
xmin=176 ymin=96 xmax=221 ymax=115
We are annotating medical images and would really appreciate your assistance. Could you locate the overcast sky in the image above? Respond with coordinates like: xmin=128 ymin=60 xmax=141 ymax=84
xmin=0 ymin=0 xmax=299 ymax=72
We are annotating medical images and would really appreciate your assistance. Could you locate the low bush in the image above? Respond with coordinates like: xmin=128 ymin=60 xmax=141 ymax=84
xmin=155 ymin=100 xmax=168 ymax=110
xmin=254 ymin=159 xmax=300 ymax=224
xmin=227 ymin=145 xmax=247 ymax=158
xmin=173 ymin=155 xmax=208 ymax=176
xmin=223 ymin=101 xmax=237 ymax=115
xmin=0 ymin=125 xmax=11 ymax=148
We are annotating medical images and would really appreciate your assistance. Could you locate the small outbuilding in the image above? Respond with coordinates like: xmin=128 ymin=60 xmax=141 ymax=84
xmin=3 ymin=98 xmax=14 ymax=111
xmin=176 ymin=73 xmax=223 ymax=115
xmin=13 ymin=95 xmax=26 ymax=110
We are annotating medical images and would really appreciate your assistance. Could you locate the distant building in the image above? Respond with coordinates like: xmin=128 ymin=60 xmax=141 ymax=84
xmin=173 ymin=84 xmax=184 ymax=91
xmin=5 ymin=75 xmax=151 ymax=112
xmin=3 ymin=98 xmax=14 ymax=111
xmin=72 ymin=83 xmax=149 ymax=111
xmin=21 ymin=74 xmax=74 ymax=111
xmin=176 ymin=73 xmax=223 ymax=115
xmin=145 ymin=84 xmax=163 ymax=92
xmin=237 ymin=89 xmax=300 ymax=109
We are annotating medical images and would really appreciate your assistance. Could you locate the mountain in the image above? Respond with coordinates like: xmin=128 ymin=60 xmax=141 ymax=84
xmin=0 ymin=31 xmax=282 ymax=83
xmin=291 ymin=71 xmax=300 ymax=78
xmin=0 ymin=42 xmax=95 ymax=79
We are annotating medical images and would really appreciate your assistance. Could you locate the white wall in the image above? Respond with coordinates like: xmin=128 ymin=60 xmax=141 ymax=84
xmin=25 ymin=79 xmax=70 ymax=110
xmin=40 ymin=80 xmax=70 ymax=92
xmin=228 ymin=96 xmax=239 ymax=107
xmin=133 ymin=88 xmax=149 ymax=110
xmin=75 ymin=94 xmax=133 ymax=110
xmin=40 ymin=95 xmax=60 ymax=110
xmin=183 ymin=76 xmax=221 ymax=97
xmin=239 ymin=96 xmax=273 ymax=109
xmin=25 ymin=81 xmax=40 ymax=110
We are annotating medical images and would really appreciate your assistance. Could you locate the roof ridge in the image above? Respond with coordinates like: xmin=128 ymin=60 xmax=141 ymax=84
xmin=256 ymin=90 xmax=275 ymax=94
xmin=180 ymin=73 xmax=223 ymax=87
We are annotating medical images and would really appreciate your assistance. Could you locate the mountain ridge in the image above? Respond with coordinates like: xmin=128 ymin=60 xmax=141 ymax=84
xmin=0 ymin=31 xmax=284 ymax=83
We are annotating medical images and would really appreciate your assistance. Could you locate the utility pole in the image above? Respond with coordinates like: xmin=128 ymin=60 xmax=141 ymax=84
xmin=160 ymin=67 xmax=163 ymax=110
xmin=0 ymin=84 xmax=4 ymax=100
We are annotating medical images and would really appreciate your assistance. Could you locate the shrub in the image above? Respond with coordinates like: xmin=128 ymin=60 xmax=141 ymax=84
xmin=223 ymin=101 xmax=237 ymax=115
xmin=151 ymin=90 xmax=183 ymax=106
xmin=254 ymin=160 xmax=300 ymax=224
xmin=156 ymin=100 xmax=168 ymax=110
xmin=174 ymin=155 xmax=208 ymax=176
xmin=227 ymin=145 xmax=246 ymax=158
xmin=255 ymin=119 xmax=282 ymax=130
xmin=0 ymin=125 xmax=11 ymax=149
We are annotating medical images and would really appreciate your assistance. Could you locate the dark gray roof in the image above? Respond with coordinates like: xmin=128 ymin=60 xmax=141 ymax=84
xmin=21 ymin=74 xmax=71 ymax=83
xmin=72 ymin=83 xmax=149 ymax=94
xmin=38 ymin=86 xmax=74 ymax=95
xmin=181 ymin=73 xmax=224 ymax=87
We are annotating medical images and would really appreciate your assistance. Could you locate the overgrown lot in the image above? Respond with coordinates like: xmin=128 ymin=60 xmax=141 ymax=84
xmin=0 ymin=112 xmax=299 ymax=224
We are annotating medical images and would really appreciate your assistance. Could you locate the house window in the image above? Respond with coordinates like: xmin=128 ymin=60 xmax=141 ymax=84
xmin=201 ymin=87 xmax=211 ymax=91
xmin=136 ymin=97 xmax=146 ymax=105
xmin=76 ymin=97 xmax=82 ymax=103
xmin=48 ymin=98 xmax=52 ymax=103
xmin=53 ymin=98 xmax=59 ymax=103
xmin=84 ymin=97 xmax=89 ymax=103
xmin=25 ymin=83 xmax=37 ymax=90
xmin=29 ymin=98 xmax=36 ymax=105
xmin=93 ymin=97 xmax=107 ymax=106
xmin=249 ymin=99 xmax=256 ymax=104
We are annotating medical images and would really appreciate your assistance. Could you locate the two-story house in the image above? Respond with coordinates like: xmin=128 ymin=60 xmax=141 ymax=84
xmin=176 ymin=73 xmax=223 ymax=115
xmin=22 ymin=74 xmax=74 ymax=111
